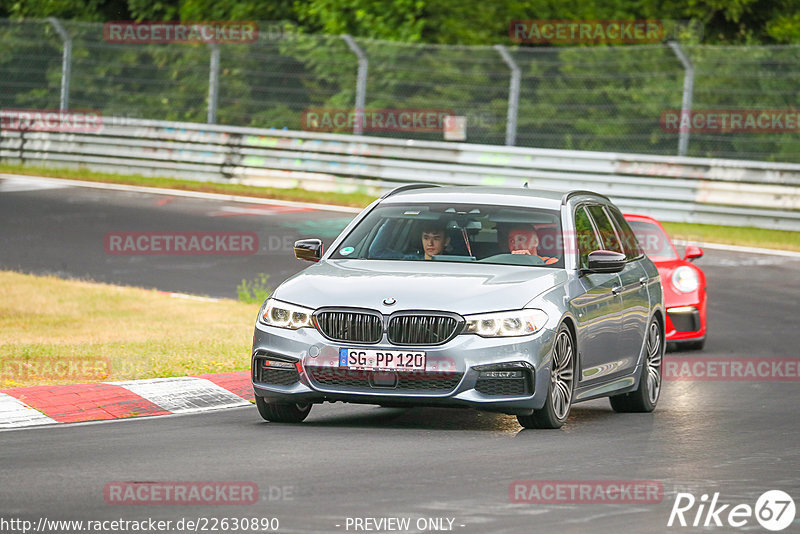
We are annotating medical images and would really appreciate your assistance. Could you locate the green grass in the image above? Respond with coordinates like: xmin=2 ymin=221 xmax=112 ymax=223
xmin=237 ymin=273 xmax=273 ymax=305
xmin=662 ymin=222 xmax=800 ymax=253
xmin=0 ymin=162 xmax=376 ymax=208
xmin=0 ymin=271 xmax=258 ymax=388
xmin=2 ymin=162 xmax=797 ymax=251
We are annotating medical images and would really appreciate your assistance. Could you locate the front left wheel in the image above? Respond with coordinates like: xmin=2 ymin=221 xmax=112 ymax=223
xmin=517 ymin=324 xmax=575 ymax=429
xmin=256 ymin=396 xmax=312 ymax=423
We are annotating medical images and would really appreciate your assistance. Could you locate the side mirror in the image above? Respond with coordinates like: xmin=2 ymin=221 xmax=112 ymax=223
xmin=684 ymin=245 xmax=703 ymax=261
xmin=587 ymin=250 xmax=626 ymax=273
xmin=294 ymin=238 xmax=323 ymax=262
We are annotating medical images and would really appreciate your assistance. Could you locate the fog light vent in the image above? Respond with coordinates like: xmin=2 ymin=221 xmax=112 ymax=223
xmin=474 ymin=365 xmax=532 ymax=396
xmin=254 ymin=357 xmax=300 ymax=386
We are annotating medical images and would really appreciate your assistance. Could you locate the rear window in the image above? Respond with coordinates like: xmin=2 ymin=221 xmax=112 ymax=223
xmin=330 ymin=203 xmax=564 ymax=268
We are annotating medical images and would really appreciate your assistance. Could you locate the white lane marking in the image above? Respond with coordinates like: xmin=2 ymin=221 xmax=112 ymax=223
xmin=694 ymin=256 xmax=796 ymax=267
xmin=673 ymin=240 xmax=800 ymax=259
xmin=0 ymin=393 xmax=57 ymax=429
xmin=210 ymin=205 xmax=310 ymax=217
xmin=0 ymin=176 xmax=69 ymax=193
xmin=107 ymin=377 xmax=250 ymax=414
xmin=0 ymin=405 xmax=253 ymax=432
xmin=157 ymin=291 xmax=222 ymax=302
xmin=0 ymin=174 xmax=362 ymax=214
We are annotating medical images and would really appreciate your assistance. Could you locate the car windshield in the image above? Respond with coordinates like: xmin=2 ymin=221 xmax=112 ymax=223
xmin=626 ymin=220 xmax=677 ymax=260
xmin=331 ymin=203 xmax=564 ymax=267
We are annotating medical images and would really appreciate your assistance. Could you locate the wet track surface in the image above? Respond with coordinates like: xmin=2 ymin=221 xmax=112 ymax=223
xmin=1 ymin=176 xmax=799 ymax=533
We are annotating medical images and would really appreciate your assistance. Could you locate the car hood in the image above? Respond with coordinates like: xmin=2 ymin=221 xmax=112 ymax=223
xmin=273 ymin=259 xmax=566 ymax=315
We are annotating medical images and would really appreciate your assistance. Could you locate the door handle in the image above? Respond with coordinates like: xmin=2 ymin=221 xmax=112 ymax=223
xmin=639 ymin=276 xmax=648 ymax=286
xmin=612 ymin=284 xmax=622 ymax=296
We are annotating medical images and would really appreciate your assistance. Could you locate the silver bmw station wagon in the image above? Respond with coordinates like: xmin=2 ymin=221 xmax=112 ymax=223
xmin=252 ymin=186 xmax=664 ymax=429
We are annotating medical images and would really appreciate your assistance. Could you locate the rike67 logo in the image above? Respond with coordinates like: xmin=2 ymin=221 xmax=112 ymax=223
xmin=668 ymin=490 xmax=796 ymax=531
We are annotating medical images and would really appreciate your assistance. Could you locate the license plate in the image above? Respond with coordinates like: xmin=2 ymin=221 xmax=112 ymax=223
xmin=339 ymin=348 xmax=426 ymax=371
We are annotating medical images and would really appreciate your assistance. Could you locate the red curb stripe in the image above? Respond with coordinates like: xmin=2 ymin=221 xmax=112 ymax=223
xmin=194 ymin=371 xmax=253 ymax=401
xmin=2 ymin=383 xmax=170 ymax=423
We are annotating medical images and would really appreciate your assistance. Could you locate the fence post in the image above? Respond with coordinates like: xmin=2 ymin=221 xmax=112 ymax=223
xmin=207 ymin=44 xmax=220 ymax=124
xmin=494 ymin=45 xmax=520 ymax=146
xmin=47 ymin=18 xmax=72 ymax=112
xmin=668 ymin=41 xmax=694 ymax=157
xmin=341 ymin=34 xmax=368 ymax=135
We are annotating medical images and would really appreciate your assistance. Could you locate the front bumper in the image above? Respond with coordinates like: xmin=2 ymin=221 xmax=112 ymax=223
xmin=251 ymin=322 xmax=557 ymax=415
xmin=665 ymin=304 xmax=706 ymax=342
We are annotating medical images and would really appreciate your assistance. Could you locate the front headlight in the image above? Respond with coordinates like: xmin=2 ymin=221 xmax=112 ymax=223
xmin=259 ymin=298 xmax=315 ymax=330
xmin=464 ymin=309 xmax=548 ymax=337
xmin=672 ymin=266 xmax=699 ymax=293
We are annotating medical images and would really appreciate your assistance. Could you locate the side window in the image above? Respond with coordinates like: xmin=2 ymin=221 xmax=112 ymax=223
xmin=587 ymin=205 xmax=623 ymax=254
xmin=608 ymin=208 xmax=643 ymax=260
xmin=574 ymin=206 xmax=601 ymax=269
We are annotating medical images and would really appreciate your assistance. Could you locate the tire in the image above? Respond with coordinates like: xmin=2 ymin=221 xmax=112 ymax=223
xmin=517 ymin=324 xmax=575 ymax=429
xmin=609 ymin=317 xmax=663 ymax=413
xmin=255 ymin=395 xmax=311 ymax=423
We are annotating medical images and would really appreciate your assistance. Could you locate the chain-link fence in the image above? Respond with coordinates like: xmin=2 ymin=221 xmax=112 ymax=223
xmin=1 ymin=19 xmax=798 ymax=162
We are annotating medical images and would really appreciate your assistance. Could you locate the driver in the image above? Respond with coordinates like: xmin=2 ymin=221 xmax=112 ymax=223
xmin=508 ymin=227 xmax=558 ymax=264
xmin=421 ymin=223 xmax=450 ymax=260
xmin=368 ymin=221 xmax=450 ymax=260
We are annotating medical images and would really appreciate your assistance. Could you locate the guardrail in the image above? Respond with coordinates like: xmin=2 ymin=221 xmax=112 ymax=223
xmin=2 ymin=117 xmax=800 ymax=230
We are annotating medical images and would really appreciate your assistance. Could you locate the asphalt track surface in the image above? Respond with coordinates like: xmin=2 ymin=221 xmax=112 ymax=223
xmin=2 ymin=176 xmax=800 ymax=533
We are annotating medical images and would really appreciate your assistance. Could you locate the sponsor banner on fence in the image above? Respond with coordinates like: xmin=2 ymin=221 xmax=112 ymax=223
xmin=0 ymin=109 xmax=102 ymax=132
xmin=104 ymin=21 xmax=259 ymax=44
xmin=660 ymin=109 xmax=800 ymax=133
xmin=509 ymin=20 xmax=664 ymax=44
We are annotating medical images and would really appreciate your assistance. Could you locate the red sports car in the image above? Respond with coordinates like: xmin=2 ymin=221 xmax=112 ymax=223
xmin=624 ymin=214 xmax=707 ymax=350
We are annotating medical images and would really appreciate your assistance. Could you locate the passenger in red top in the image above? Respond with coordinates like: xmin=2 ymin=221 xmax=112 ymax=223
xmin=508 ymin=228 xmax=558 ymax=264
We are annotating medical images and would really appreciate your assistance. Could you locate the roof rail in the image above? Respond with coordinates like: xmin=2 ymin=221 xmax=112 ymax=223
xmin=380 ymin=183 xmax=441 ymax=199
xmin=561 ymin=190 xmax=610 ymax=205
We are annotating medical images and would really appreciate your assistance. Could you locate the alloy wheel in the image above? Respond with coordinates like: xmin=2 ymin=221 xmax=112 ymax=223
xmin=645 ymin=321 xmax=662 ymax=405
xmin=550 ymin=330 xmax=574 ymax=420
